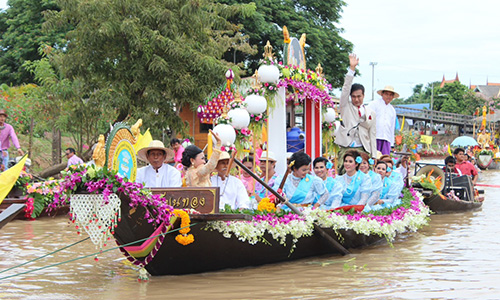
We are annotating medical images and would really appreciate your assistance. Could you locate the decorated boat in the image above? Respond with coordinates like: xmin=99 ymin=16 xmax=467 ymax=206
xmin=471 ymin=106 xmax=500 ymax=170
xmin=0 ymin=177 xmax=70 ymax=221
xmin=111 ymin=187 xmax=429 ymax=276
xmin=412 ymin=163 xmax=483 ymax=213
xmin=39 ymin=120 xmax=430 ymax=277
xmin=475 ymin=149 xmax=500 ymax=170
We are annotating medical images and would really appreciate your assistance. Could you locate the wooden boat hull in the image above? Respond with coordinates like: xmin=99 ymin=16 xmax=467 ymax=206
xmin=0 ymin=204 xmax=25 ymax=230
xmin=113 ymin=195 xmax=386 ymax=276
xmin=423 ymin=194 xmax=482 ymax=213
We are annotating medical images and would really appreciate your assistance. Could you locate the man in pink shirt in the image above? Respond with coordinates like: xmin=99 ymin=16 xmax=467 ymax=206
xmin=169 ymin=138 xmax=184 ymax=167
xmin=453 ymin=148 xmax=478 ymax=185
xmin=65 ymin=147 xmax=84 ymax=167
xmin=0 ymin=109 xmax=24 ymax=170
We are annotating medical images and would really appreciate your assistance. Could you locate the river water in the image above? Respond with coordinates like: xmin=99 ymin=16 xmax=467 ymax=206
xmin=1 ymin=167 xmax=499 ymax=299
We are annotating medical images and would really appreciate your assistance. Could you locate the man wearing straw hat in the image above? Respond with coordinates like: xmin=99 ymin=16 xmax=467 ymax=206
xmin=210 ymin=152 xmax=251 ymax=210
xmin=0 ymin=109 xmax=24 ymax=170
xmin=136 ymin=140 xmax=182 ymax=187
xmin=256 ymin=150 xmax=280 ymax=199
xmin=367 ymin=85 xmax=399 ymax=155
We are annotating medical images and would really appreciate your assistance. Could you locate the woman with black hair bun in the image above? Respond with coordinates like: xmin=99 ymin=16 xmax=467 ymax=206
xmin=182 ymin=130 xmax=222 ymax=187
xmin=334 ymin=150 xmax=372 ymax=208
xmin=273 ymin=152 xmax=328 ymax=208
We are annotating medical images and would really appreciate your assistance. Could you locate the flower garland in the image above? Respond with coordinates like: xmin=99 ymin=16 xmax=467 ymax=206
xmin=49 ymin=165 xmax=176 ymax=227
xmin=205 ymin=188 xmax=430 ymax=246
xmin=173 ymin=209 xmax=195 ymax=246
xmin=278 ymin=65 xmax=333 ymax=106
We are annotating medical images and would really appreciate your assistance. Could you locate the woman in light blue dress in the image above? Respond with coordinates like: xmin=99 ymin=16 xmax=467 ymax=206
xmin=273 ymin=152 xmax=328 ymax=208
xmin=372 ymin=159 xmax=404 ymax=209
xmin=335 ymin=150 xmax=372 ymax=208
xmin=358 ymin=152 xmax=383 ymax=209
xmin=313 ymin=157 xmax=343 ymax=209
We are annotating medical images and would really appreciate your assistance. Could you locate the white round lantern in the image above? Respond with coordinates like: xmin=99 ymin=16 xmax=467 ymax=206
xmin=323 ymin=107 xmax=336 ymax=123
xmin=258 ymin=64 xmax=280 ymax=83
xmin=212 ymin=124 xmax=236 ymax=146
xmin=227 ymin=108 xmax=250 ymax=129
xmin=244 ymin=94 xmax=267 ymax=114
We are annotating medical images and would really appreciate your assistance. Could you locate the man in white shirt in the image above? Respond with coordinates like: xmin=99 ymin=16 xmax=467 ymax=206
xmin=210 ymin=152 xmax=251 ymax=210
xmin=136 ymin=140 xmax=182 ymax=187
xmin=368 ymin=86 xmax=399 ymax=155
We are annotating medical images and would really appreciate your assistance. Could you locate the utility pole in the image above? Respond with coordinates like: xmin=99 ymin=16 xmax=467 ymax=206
xmin=430 ymin=84 xmax=434 ymax=135
xmin=369 ymin=62 xmax=377 ymax=100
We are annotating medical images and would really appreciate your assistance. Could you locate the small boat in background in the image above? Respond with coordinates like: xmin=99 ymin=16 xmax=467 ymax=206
xmin=412 ymin=163 xmax=484 ymax=214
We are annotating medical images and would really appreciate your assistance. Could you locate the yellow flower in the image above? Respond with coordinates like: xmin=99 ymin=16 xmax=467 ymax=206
xmin=257 ymin=197 xmax=276 ymax=212
xmin=173 ymin=209 xmax=194 ymax=245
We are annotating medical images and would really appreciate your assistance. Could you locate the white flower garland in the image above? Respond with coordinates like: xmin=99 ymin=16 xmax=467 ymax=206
xmin=205 ymin=193 xmax=430 ymax=246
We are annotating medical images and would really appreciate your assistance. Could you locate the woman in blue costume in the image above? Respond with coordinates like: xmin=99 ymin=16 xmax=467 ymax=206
xmin=273 ymin=152 xmax=328 ymax=208
xmin=358 ymin=152 xmax=383 ymax=209
xmin=313 ymin=157 xmax=343 ymax=209
xmin=372 ymin=158 xmax=403 ymax=209
xmin=335 ymin=150 xmax=372 ymax=208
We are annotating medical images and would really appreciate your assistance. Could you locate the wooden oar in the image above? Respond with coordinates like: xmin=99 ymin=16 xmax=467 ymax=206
xmin=278 ymin=161 xmax=294 ymax=192
xmin=234 ymin=158 xmax=350 ymax=255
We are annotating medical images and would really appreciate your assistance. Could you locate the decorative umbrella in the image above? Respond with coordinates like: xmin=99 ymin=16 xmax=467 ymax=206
xmin=451 ymin=136 xmax=478 ymax=147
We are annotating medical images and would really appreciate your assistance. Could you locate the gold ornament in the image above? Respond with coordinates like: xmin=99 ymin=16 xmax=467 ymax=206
xmin=93 ymin=134 xmax=106 ymax=167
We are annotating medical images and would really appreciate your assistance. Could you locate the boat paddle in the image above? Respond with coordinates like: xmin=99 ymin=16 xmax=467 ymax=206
xmin=234 ymin=158 xmax=350 ymax=255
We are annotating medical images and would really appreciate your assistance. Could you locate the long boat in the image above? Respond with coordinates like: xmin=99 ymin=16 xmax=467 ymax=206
xmin=413 ymin=163 xmax=484 ymax=214
xmin=111 ymin=187 xmax=430 ymax=276
xmin=476 ymin=153 xmax=500 ymax=170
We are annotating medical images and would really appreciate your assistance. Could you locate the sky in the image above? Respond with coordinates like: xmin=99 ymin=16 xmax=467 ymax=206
xmin=336 ymin=0 xmax=500 ymax=101
xmin=0 ymin=0 xmax=498 ymax=101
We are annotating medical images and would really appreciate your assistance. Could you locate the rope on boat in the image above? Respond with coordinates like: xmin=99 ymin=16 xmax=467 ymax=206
xmin=0 ymin=223 xmax=197 ymax=281
xmin=0 ymin=237 xmax=90 ymax=275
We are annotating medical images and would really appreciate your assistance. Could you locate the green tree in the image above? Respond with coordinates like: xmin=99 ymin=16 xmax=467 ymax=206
xmin=0 ymin=0 xmax=68 ymax=85
xmin=42 ymin=0 xmax=256 ymax=138
xmin=24 ymin=48 xmax=113 ymax=162
xmin=218 ymin=0 xmax=353 ymax=87
xmin=435 ymin=81 xmax=483 ymax=115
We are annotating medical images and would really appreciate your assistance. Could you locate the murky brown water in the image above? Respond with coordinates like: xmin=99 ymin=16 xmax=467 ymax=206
xmin=1 ymin=166 xmax=499 ymax=299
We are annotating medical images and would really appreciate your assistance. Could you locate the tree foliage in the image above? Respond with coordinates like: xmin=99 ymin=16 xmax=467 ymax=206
xmin=217 ymin=0 xmax=353 ymax=87
xmin=0 ymin=0 xmax=68 ymax=85
xmin=394 ymin=81 xmax=486 ymax=115
xmin=24 ymin=47 xmax=114 ymax=156
xmin=42 ymin=0 xmax=257 ymax=138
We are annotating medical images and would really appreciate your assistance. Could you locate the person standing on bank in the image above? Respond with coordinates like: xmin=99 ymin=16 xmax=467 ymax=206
xmin=0 ymin=109 xmax=24 ymax=170
xmin=65 ymin=147 xmax=84 ymax=167
xmin=334 ymin=54 xmax=377 ymax=174
xmin=368 ymin=86 xmax=398 ymax=155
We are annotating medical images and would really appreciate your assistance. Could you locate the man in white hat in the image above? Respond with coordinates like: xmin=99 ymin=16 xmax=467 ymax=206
xmin=210 ymin=152 xmax=251 ymax=210
xmin=367 ymin=85 xmax=399 ymax=155
xmin=256 ymin=150 xmax=280 ymax=198
xmin=334 ymin=54 xmax=377 ymax=174
xmin=136 ymin=140 xmax=182 ymax=187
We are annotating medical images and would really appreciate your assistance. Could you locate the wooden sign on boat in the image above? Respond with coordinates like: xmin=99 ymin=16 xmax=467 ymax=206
xmin=149 ymin=187 xmax=220 ymax=214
